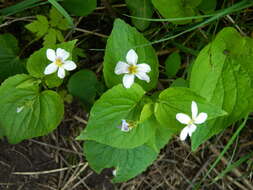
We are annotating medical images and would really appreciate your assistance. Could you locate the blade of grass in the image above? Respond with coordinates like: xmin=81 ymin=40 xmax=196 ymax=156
xmin=193 ymin=114 xmax=249 ymax=189
xmin=47 ymin=0 xmax=74 ymax=27
xmin=135 ymin=0 xmax=253 ymax=48
xmin=213 ymin=151 xmax=253 ymax=183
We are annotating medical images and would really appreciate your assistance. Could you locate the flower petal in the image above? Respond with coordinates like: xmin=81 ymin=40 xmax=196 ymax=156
xmin=195 ymin=113 xmax=208 ymax=124
xmin=180 ymin=126 xmax=189 ymax=141
xmin=57 ymin=67 xmax=66 ymax=79
xmin=126 ymin=49 xmax=138 ymax=65
xmin=188 ymin=124 xmax=197 ymax=137
xmin=63 ymin=60 xmax=77 ymax=71
xmin=135 ymin=72 xmax=150 ymax=83
xmin=123 ymin=74 xmax=135 ymax=88
xmin=44 ymin=63 xmax=58 ymax=75
xmin=191 ymin=101 xmax=198 ymax=119
xmin=115 ymin=61 xmax=129 ymax=75
xmin=176 ymin=113 xmax=191 ymax=124
xmin=137 ymin=63 xmax=151 ymax=73
xmin=56 ymin=48 xmax=70 ymax=61
xmin=46 ymin=49 xmax=56 ymax=62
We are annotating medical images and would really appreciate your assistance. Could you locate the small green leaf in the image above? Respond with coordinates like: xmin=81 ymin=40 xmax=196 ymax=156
xmin=25 ymin=15 xmax=49 ymax=37
xmin=0 ymin=33 xmax=26 ymax=81
xmin=43 ymin=28 xmax=57 ymax=47
xmin=26 ymin=40 xmax=77 ymax=87
xmin=165 ymin=52 xmax=181 ymax=77
xmin=155 ymin=87 xmax=227 ymax=133
xmin=67 ymin=69 xmax=99 ymax=109
xmin=151 ymin=0 xmax=202 ymax=24
xmin=84 ymin=141 xmax=158 ymax=183
xmin=125 ymin=0 xmax=154 ymax=31
xmin=49 ymin=7 xmax=70 ymax=30
xmin=62 ymin=0 xmax=97 ymax=16
xmin=190 ymin=27 xmax=253 ymax=150
xmin=0 ymin=74 xmax=64 ymax=144
xmin=170 ymin=78 xmax=189 ymax=87
xmin=198 ymin=0 xmax=217 ymax=13
xmin=77 ymin=84 xmax=156 ymax=149
xmin=103 ymin=19 xmax=159 ymax=91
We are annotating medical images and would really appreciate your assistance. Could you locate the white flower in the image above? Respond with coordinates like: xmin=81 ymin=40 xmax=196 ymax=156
xmin=176 ymin=101 xmax=208 ymax=141
xmin=119 ymin=119 xmax=131 ymax=132
xmin=16 ymin=106 xmax=24 ymax=113
xmin=44 ymin=48 xmax=77 ymax=79
xmin=112 ymin=169 xmax=117 ymax=176
xmin=114 ymin=49 xmax=151 ymax=88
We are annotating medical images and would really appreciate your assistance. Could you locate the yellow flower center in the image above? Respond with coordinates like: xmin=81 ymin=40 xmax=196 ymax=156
xmin=128 ymin=65 xmax=138 ymax=74
xmin=188 ymin=119 xmax=194 ymax=125
xmin=55 ymin=58 xmax=63 ymax=67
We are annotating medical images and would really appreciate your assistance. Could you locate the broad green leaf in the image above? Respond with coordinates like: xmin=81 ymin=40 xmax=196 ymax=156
xmin=165 ymin=52 xmax=181 ymax=77
xmin=151 ymin=0 xmax=202 ymax=24
xmin=25 ymin=15 xmax=49 ymax=37
xmin=190 ymin=27 xmax=253 ymax=150
xmin=170 ymin=78 xmax=189 ymax=87
xmin=67 ymin=69 xmax=99 ymax=110
xmin=154 ymin=87 xmax=227 ymax=133
xmin=84 ymin=141 xmax=158 ymax=183
xmin=0 ymin=34 xmax=26 ymax=81
xmin=62 ymin=0 xmax=97 ymax=16
xmin=77 ymin=84 xmax=156 ymax=149
xmin=103 ymin=19 xmax=159 ymax=91
xmin=125 ymin=0 xmax=154 ymax=31
xmin=26 ymin=40 xmax=77 ymax=87
xmin=49 ymin=7 xmax=70 ymax=30
xmin=0 ymin=74 xmax=64 ymax=144
xmin=198 ymin=0 xmax=217 ymax=13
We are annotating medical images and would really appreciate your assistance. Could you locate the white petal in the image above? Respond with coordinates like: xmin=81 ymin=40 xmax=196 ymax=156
xmin=191 ymin=101 xmax=198 ymax=119
xmin=57 ymin=67 xmax=66 ymax=79
xmin=135 ymin=72 xmax=150 ymax=83
xmin=176 ymin=113 xmax=191 ymax=124
xmin=56 ymin=48 xmax=70 ymax=61
xmin=16 ymin=106 xmax=24 ymax=113
xmin=137 ymin=63 xmax=151 ymax=73
xmin=188 ymin=124 xmax=197 ymax=137
xmin=46 ymin=49 xmax=56 ymax=61
xmin=112 ymin=169 xmax=117 ymax=176
xmin=115 ymin=61 xmax=129 ymax=75
xmin=180 ymin=126 xmax=189 ymax=141
xmin=123 ymin=74 xmax=135 ymax=88
xmin=195 ymin=113 xmax=208 ymax=124
xmin=126 ymin=49 xmax=138 ymax=65
xmin=63 ymin=60 xmax=77 ymax=71
xmin=44 ymin=63 xmax=58 ymax=75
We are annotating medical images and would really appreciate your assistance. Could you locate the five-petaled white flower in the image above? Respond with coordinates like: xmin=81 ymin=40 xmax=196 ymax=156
xmin=176 ymin=101 xmax=208 ymax=141
xmin=44 ymin=48 xmax=77 ymax=79
xmin=114 ymin=49 xmax=151 ymax=88
xmin=118 ymin=119 xmax=132 ymax=132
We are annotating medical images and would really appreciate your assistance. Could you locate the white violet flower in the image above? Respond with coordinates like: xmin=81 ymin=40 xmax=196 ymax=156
xmin=176 ymin=101 xmax=208 ymax=141
xmin=119 ymin=119 xmax=131 ymax=132
xmin=114 ymin=49 xmax=151 ymax=88
xmin=44 ymin=48 xmax=77 ymax=79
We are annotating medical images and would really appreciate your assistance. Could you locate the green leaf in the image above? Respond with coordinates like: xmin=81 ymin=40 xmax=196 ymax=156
xmin=151 ymin=0 xmax=202 ymax=24
xmin=103 ymin=19 xmax=159 ymax=91
xmin=43 ymin=28 xmax=57 ymax=47
xmin=198 ymin=0 xmax=217 ymax=13
xmin=0 ymin=33 xmax=26 ymax=81
xmin=67 ymin=69 xmax=99 ymax=110
xmin=49 ymin=7 xmax=70 ymax=30
xmin=77 ymin=84 xmax=156 ymax=149
xmin=84 ymin=141 xmax=158 ymax=183
xmin=190 ymin=27 xmax=253 ymax=150
xmin=0 ymin=74 xmax=64 ymax=144
xmin=165 ymin=52 xmax=181 ymax=77
xmin=62 ymin=0 xmax=97 ymax=16
xmin=154 ymin=87 xmax=227 ymax=133
xmin=125 ymin=0 xmax=154 ymax=31
xmin=25 ymin=15 xmax=49 ymax=37
xmin=26 ymin=40 xmax=77 ymax=87
xmin=170 ymin=78 xmax=189 ymax=87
